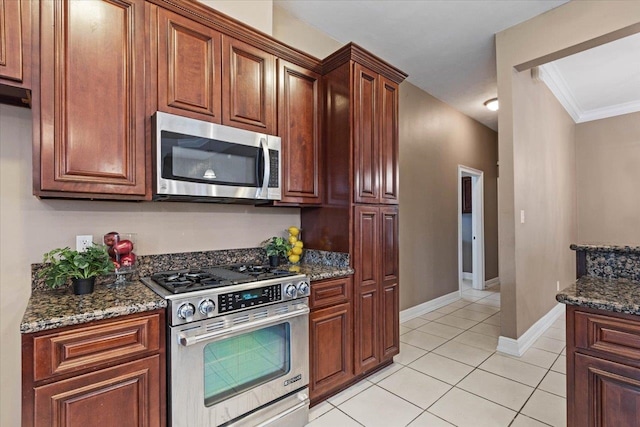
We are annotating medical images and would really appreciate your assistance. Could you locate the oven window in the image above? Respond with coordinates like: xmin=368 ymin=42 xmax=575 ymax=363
xmin=203 ymin=323 xmax=291 ymax=407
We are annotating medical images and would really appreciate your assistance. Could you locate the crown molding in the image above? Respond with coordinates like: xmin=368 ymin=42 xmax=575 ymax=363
xmin=538 ymin=63 xmax=640 ymax=123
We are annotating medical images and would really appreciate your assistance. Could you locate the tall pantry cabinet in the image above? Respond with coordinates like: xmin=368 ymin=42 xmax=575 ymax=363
xmin=302 ymin=43 xmax=406 ymax=391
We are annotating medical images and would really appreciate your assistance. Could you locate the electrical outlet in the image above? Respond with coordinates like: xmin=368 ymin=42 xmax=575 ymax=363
xmin=520 ymin=210 xmax=525 ymax=224
xmin=556 ymin=280 xmax=560 ymax=291
xmin=76 ymin=235 xmax=93 ymax=252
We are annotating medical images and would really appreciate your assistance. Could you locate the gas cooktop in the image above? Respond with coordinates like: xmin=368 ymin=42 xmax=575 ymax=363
xmin=148 ymin=264 xmax=298 ymax=294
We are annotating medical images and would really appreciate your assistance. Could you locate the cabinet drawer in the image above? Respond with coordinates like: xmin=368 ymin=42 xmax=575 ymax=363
xmin=310 ymin=277 xmax=352 ymax=310
xmin=33 ymin=313 xmax=161 ymax=382
xmin=574 ymin=311 xmax=640 ymax=363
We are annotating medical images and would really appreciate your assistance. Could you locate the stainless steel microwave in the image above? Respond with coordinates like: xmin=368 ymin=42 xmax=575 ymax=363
xmin=152 ymin=112 xmax=281 ymax=203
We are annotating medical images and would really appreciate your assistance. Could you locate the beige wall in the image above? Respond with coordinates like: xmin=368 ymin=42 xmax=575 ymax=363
xmin=496 ymin=1 xmax=640 ymax=339
xmin=512 ymin=70 xmax=576 ymax=337
xmin=576 ymin=112 xmax=640 ymax=246
xmin=398 ymin=82 xmax=498 ymax=310
xmin=273 ymin=5 xmax=342 ymax=58
xmin=199 ymin=0 xmax=273 ymax=35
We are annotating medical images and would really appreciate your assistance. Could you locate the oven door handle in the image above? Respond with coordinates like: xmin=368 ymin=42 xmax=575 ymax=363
xmin=179 ymin=304 xmax=309 ymax=347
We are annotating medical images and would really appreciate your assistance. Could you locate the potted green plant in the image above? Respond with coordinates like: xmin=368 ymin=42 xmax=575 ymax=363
xmin=261 ymin=237 xmax=292 ymax=267
xmin=39 ymin=245 xmax=115 ymax=295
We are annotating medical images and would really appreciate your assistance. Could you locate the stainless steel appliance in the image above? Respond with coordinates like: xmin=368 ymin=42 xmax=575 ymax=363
xmin=142 ymin=264 xmax=310 ymax=427
xmin=152 ymin=112 xmax=281 ymax=203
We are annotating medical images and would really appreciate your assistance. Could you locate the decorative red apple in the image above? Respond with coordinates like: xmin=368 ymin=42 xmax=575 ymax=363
xmin=120 ymin=253 xmax=136 ymax=267
xmin=114 ymin=239 xmax=134 ymax=255
xmin=103 ymin=231 xmax=119 ymax=247
xmin=104 ymin=232 xmax=136 ymax=269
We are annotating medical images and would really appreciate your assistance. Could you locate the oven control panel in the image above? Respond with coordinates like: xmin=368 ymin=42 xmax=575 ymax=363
xmin=159 ymin=275 xmax=311 ymax=326
xmin=218 ymin=284 xmax=282 ymax=313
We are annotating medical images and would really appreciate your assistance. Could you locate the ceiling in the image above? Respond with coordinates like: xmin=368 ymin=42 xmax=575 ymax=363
xmin=538 ymin=32 xmax=640 ymax=123
xmin=275 ymin=0 xmax=571 ymax=130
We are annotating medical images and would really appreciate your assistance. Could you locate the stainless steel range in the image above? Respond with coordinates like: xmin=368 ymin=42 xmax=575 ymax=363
xmin=142 ymin=264 xmax=310 ymax=427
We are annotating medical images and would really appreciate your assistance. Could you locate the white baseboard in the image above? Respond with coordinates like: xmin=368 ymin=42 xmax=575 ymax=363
xmin=485 ymin=277 xmax=500 ymax=288
xmin=462 ymin=272 xmax=473 ymax=280
xmin=497 ymin=303 xmax=565 ymax=357
xmin=400 ymin=291 xmax=460 ymax=323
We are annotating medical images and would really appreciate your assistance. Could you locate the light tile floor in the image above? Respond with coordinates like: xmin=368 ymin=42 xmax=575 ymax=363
xmin=306 ymin=284 xmax=567 ymax=427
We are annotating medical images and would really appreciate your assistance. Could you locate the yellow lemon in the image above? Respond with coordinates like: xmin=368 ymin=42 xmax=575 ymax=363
xmin=288 ymin=254 xmax=300 ymax=263
xmin=289 ymin=265 xmax=301 ymax=273
xmin=288 ymin=226 xmax=300 ymax=237
xmin=288 ymin=235 xmax=298 ymax=244
xmin=287 ymin=250 xmax=292 ymax=256
xmin=294 ymin=241 xmax=304 ymax=248
xmin=291 ymin=247 xmax=303 ymax=255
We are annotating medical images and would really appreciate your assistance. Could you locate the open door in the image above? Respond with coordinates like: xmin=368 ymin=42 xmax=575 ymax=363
xmin=458 ymin=166 xmax=485 ymax=291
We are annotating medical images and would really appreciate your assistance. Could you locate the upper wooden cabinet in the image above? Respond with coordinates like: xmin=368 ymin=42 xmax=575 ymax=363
xmin=0 ymin=0 xmax=30 ymax=86
xmin=353 ymin=64 xmax=400 ymax=205
xmin=222 ymin=36 xmax=276 ymax=134
xmin=379 ymin=76 xmax=399 ymax=204
xmin=156 ymin=7 xmax=222 ymax=123
xmin=277 ymin=59 xmax=322 ymax=205
xmin=34 ymin=0 xmax=147 ymax=199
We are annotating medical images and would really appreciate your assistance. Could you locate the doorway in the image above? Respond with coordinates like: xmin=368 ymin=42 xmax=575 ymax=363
xmin=458 ymin=165 xmax=485 ymax=292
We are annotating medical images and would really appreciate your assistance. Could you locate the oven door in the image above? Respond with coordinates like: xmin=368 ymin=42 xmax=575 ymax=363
xmin=169 ymin=299 xmax=309 ymax=427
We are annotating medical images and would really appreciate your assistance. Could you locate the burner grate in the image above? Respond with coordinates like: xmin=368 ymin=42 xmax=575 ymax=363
xmin=148 ymin=264 xmax=299 ymax=294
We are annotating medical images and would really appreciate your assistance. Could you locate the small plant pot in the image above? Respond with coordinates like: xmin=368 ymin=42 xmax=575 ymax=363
xmin=268 ymin=255 xmax=280 ymax=268
xmin=72 ymin=277 xmax=96 ymax=295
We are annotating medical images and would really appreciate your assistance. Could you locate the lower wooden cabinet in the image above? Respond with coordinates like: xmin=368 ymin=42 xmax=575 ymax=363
xmin=34 ymin=356 xmax=161 ymax=427
xmin=22 ymin=310 xmax=166 ymax=427
xmin=354 ymin=205 xmax=399 ymax=374
xmin=566 ymin=305 xmax=640 ymax=427
xmin=309 ymin=277 xmax=354 ymax=404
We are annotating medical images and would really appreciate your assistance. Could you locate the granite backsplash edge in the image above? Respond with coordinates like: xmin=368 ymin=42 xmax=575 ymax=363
xmin=30 ymin=248 xmax=350 ymax=291
xmin=571 ymin=243 xmax=640 ymax=282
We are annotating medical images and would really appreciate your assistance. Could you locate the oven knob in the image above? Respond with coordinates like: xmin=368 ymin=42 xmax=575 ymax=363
xmin=297 ymin=282 xmax=309 ymax=296
xmin=199 ymin=299 xmax=215 ymax=316
xmin=177 ymin=303 xmax=195 ymax=320
xmin=285 ymin=284 xmax=297 ymax=298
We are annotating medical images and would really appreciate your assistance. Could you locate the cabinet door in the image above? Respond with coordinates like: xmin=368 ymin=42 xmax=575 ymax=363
xmin=573 ymin=353 xmax=640 ymax=427
xmin=157 ymin=8 xmax=221 ymax=123
xmin=37 ymin=0 xmax=147 ymax=198
xmin=222 ymin=36 xmax=276 ymax=134
xmin=354 ymin=206 xmax=381 ymax=374
xmin=378 ymin=77 xmax=399 ymax=204
xmin=276 ymin=60 xmax=322 ymax=205
xmin=380 ymin=206 xmax=399 ymax=360
xmin=353 ymin=63 xmax=379 ymax=204
xmin=0 ymin=0 xmax=30 ymax=85
xmin=34 ymin=355 xmax=161 ymax=427
xmin=309 ymin=302 xmax=354 ymax=402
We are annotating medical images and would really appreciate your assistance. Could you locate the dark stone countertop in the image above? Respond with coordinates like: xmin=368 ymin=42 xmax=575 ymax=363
xmin=20 ymin=280 xmax=167 ymax=334
xmin=570 ymin=244 xmax=640 ymax=254
xmin=22 ymin=248 xmax=351 ymax=335
xmin=556 ymin=276 xmax=640 ymax=315
xmin=286 ymin=262 xmax=354 ymax=282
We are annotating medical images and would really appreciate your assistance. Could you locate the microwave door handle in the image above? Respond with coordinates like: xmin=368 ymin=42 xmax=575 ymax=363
xmin=258 ymin=137 xmax=270 ymax=199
